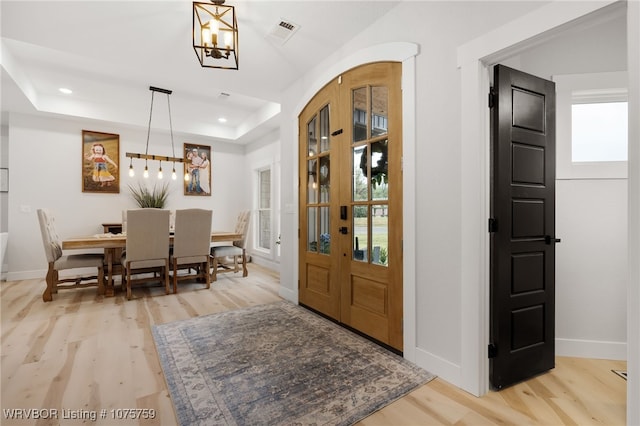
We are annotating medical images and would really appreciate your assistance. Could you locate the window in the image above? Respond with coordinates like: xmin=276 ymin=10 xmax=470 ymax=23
xmin=572 ymin=101 xmax=628 ymax=162
xmin=258 ymin=168 xmax=271 ymax=250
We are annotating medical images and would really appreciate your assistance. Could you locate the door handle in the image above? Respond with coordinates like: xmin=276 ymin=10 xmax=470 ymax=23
xmin=339 ymin=227 xmax=348 ymax=235
xmin=545 ymin=235 xmax=561 ymax=245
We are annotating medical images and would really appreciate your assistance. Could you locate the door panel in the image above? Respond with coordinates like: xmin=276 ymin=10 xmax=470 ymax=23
xmin=299 ymin=62 xmax=403 ymax=351
xmin=299 ymin=80 xmax=341 ymax=319
xmin=490 ymin=64 xmax=557 ymax=389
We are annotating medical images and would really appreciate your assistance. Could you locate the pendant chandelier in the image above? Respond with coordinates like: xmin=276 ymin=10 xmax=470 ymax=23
xmin=193 ymin=0 xmax=239 ymax=70
xmin=126 ymin=86 xmax=186 ymax=181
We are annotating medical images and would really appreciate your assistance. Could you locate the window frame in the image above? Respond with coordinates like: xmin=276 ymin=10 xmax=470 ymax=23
xmin=554 ymin=71 xmax=628 ymax=180
xmin=256 ymin=167 xmax=272 ymax=253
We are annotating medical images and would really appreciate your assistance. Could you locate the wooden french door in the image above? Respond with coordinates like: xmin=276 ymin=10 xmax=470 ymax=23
xmin=299 ymin=62 xmax=403 ymax=351
xmin=490 ymin=64 xmax=558 ymax=389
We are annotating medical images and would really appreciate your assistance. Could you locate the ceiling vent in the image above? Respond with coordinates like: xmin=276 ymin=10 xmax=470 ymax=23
xmin=267 ymin=19 xmax=300 ymax=45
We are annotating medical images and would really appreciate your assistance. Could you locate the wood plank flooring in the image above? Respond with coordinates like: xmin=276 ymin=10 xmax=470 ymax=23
xmin=1 ymin=265 xmax=626 ymax=425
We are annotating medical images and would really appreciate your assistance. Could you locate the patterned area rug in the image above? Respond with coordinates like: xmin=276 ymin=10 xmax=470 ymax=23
xmin=152 ymin=301 xmax=435 ymax=425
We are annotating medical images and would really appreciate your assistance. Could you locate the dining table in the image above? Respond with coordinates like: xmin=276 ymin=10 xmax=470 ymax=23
xmin=62 ymin=230 xmax=243 ymax=296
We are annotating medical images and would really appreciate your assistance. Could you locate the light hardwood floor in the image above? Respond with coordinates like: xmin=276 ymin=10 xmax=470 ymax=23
xmin=1 ymin=264 xmax=626 ymax=425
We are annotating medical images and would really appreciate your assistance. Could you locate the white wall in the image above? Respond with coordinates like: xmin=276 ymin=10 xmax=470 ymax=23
xmin=5 ymin=112 xmax=247 ymax=280
xmin=244 ymin=130 xmax=281 ymax=270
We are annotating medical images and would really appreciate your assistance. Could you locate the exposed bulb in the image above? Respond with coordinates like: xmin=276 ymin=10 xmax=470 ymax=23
xmin=184 ymin=172 xmax=190 ymax=182
xmin=128 ymin=165 xmax=135 ymax=177
xmin=158 ymin=167 xmax=163 ymax=180
xmin=171 ymin=167 xmax=177 ymax=180
xmin=143 ymin=165 xmax=149 ymax=179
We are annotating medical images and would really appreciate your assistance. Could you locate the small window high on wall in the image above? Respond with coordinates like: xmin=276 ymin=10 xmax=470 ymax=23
xmin=554 ymin=71 xmax=628 ymax=179
xmin=572 ymin=101 xmax=628 ymax=163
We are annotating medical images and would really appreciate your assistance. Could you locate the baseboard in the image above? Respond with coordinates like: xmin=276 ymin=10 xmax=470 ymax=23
xmin=414 ymin=346 xmax=461 ymax=387
xmin=278 ymin=285 xmax=297 ymax=303
xmin=556 ymin=337 xmax=627 ymax=360
xmin=249 ymin=255 xmax=279 ymax=272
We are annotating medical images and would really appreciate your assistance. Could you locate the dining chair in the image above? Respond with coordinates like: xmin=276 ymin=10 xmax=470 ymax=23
xmin=37 ymin=208 xmax=105 ymax=302
xmin=121 ymin=208 xmax=170 ymax=300
xmin=210 ymin=210 xmax=250 ymax=281
xmin=170 ymin=208 xmax=213 ymax=293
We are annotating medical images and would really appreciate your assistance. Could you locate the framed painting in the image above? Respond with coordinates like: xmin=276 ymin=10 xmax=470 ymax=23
xmin=82 ymin=130 xmax=120 ymax=193
xmin=183 ymin=143 xmax=211 ymax=196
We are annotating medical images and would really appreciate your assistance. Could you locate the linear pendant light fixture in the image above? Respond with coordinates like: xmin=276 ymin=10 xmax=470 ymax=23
xmin=193 ymin=0 xmax=239 ymax=70
xmin=126 ymin=86 xmax=186 ymax=181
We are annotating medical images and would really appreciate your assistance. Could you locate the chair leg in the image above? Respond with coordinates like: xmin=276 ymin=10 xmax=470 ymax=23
xmin=126 ymin=265 xmax=132 ymax=300
xmin=42 ymin=263 xmax=55 ymax=302
xmin=172 ymin=261 xmax=178 ymax=294
xmin=211 ymin=256 xmax=218 ymax=282
xmin=241 ymin=249 xmax=248 ymax=277
xmin=164 ymin=260 xmax=170 ymax=295
xmin=204 ymin=258 xmax=211 ymax=289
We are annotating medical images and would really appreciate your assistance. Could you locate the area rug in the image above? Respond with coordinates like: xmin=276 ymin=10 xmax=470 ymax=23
xmin=152 ymin=301 xmax=435 ymax=426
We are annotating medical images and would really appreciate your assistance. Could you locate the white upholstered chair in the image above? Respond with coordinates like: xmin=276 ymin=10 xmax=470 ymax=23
xmin=170 ymin=208 xmax=213 ymax=293
xmin=121 ymin=209 xmax=170 ymax=300
xmin=210 ymin=210 xmax=250 ymax=281
xmin=37 ymin=208 xmax=105 ymax=302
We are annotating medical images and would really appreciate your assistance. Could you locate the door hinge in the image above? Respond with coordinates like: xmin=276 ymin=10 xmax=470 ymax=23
xmin=488 ymin=87 xmax=496 ymax=108
xmin=488 ymin=343 xmax=497 ymax=358
xmin=488 ymin=218 xmax=497 ymax=233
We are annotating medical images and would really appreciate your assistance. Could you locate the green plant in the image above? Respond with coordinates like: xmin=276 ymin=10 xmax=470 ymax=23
xmin=128 ymin=182 xmax=170 ymax=208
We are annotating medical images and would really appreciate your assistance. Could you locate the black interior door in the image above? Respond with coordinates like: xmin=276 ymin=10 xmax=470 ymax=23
xmin=490 ymin=64 xmax=558 ymax=389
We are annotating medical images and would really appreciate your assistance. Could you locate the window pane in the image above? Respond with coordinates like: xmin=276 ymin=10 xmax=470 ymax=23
xmin=371 ymin=86 xmax=388 ymax=137
xmin=320 ymin=105 xmax=330 ymax=153
xmin=353 ymin=146 xmax=367 ymax=201
xmin=572 ymin=102 xmax=628 ymax=162
xmin=319 ymin=206 xmax=330 ymax=255
xmin=307 ymin=115 xmax=317 ymax=156
xmin=319 ymin=155 xmax=330 ymax=203
xmin=371 ymin=139 xmax=388 ymax=200
xmin=353 ymin=87 xmax=367 ymax=142
xmin=259 ymin=210 xmax=271 ymax=249
xmin=259 ymin=169 xmax=270 ymax=208
xmin=353 ymin=205 xmax=368 ymax=262
xmin=307 ymin=159 xmax=317 ymax=203
xmin=307 ymin=207 xmax=317 ymax=253
xmin=371 ymin=204 xmax=388 ymax=266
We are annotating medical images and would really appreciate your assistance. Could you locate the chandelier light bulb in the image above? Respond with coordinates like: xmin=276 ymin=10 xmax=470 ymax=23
xmin=143 ymin=165 xmax=149 ymax=179
xmin=128 ymin=164 xmax=135 ymax=177
xmin=172 ymin=166 xmax=177 ymax=180
xmin=184 ymin=171 xmax=190 ymax=182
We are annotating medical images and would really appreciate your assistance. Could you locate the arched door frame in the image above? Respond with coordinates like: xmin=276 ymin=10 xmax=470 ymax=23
xmin=292 ymin=42 xmax=419 ymax=361
xmin=458 ymin=3 xmax=639 ymax=423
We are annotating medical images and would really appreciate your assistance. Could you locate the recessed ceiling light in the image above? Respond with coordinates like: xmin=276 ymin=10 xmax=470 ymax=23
xmin=59 ymin=88 xmax=73 ymax=94
xmin=218 ymin=118 xmax=227 ymax=123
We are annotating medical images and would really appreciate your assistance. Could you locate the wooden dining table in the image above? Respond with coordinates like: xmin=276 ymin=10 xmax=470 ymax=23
xmin=62 ymin=231 xmax=242 ymax=296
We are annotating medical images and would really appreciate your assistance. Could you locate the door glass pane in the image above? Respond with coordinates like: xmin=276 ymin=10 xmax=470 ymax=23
xmin=307 ymin=207 xmax=317 ymax=253
xmin=371 ymin=204 xmax=388 ymax=266
xmin=319 ymin=155 xmax=330 ymax=203
xmin=371 ymin=138 xmax=388 ymax=200
xmin=307 ymin=159 xmax=317 ymax=203
xmin=352 ymin=87 xmax=367 ymax=142
xmin=320 ymin=105 xmax=330 ymax=153
xmin=371 ymin=86 xmax=388 ymax=137
xmin=307 ymin=115 xmax=317 ymax=156
xmin=353 ymin=205 xmax=368 ymax=262
xmin=352 ymin=146 xmax=367 ymax=201
xmin=319 ymin=206 xmax=330 ymax=254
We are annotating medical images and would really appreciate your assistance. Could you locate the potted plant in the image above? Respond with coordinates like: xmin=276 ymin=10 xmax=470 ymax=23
xmin=128 ymin=182 xmax=170 ymax=208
